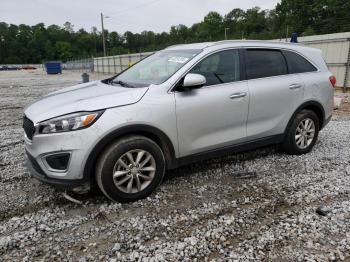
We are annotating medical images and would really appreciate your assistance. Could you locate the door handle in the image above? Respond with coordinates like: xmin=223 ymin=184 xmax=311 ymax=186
xmin=289 ymin=83 xmax=302 ymax=90
xmin=229 ymin=92 xmax=247 ymax=99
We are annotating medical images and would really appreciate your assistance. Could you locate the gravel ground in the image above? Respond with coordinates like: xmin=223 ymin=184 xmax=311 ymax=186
xmin=0 ymin=70 xmax=350 ymax=261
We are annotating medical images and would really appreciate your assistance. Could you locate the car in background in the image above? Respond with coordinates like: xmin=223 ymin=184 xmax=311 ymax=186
xmin=23 ymin=40 xmax=335 ymax=202
xmin=22 ymin=65 xmax=37 ymax=70
xmin=0 ymin=65 xmax=21 ymax=70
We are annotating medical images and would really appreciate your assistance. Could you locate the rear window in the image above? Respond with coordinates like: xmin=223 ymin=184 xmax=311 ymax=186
xmin=246 ymin=49 xmax=288 ymax=80
xmin=283 ymin=50 xmax=317 ymax=74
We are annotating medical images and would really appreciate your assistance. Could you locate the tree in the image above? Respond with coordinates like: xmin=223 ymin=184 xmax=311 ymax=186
xmin=1 ymin=0 xmax=350 ymax=63
xmin=202 ymin=11 xmax=224 ymax=40
xmin=63 ymin=22 xmax=74 ymax=33
xmin=54 ymin=41 xmax=73 ymax=61
xmin=224 ymin=8 xmax=245 ymax=38
xmin=302 ymin=26 xmax=316 ymax=36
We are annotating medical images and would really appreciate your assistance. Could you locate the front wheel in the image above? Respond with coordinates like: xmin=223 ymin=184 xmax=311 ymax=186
xmin=96 ymin=136 xmax=165 ymax=202
xmin=281 ymin=110 xmax=320 ymax=155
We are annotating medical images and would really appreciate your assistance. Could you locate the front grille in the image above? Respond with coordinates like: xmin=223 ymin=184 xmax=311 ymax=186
xmin=23 ymin=115 xmax=35 ymax=140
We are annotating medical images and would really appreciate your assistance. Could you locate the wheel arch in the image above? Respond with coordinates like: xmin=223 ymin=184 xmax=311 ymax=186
xmin=83 ymin=124 xmax=177 ymax=184
xmin=285 ymin=100 xmax=325 ymax=136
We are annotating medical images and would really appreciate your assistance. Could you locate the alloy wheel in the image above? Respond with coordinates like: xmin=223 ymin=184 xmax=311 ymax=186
xmin=112 ymin=149 xmax=156 ymax=194
xmin=295 ymin=118 xmax=315 ymax=149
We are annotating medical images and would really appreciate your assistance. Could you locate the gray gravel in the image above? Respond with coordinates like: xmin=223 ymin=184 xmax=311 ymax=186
xmin=0 ymin=70 xmax=350 ymax=261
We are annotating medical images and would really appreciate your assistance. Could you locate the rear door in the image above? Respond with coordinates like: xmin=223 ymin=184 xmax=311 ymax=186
xmin=245 ymin=48 xmax=304 ymax=140
xmin=175 ymin=49 xmax=249 ymax=157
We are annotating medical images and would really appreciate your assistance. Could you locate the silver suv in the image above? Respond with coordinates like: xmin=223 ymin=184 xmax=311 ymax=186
xmin=24 ymin=41 xmax=335 ymax=202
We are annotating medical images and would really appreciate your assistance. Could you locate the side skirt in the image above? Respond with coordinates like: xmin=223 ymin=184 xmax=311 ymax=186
xmin=175 ymin=134 xmax=284 ymax=168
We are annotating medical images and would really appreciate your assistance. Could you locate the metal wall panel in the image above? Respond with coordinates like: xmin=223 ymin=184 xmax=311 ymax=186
xmin=302 ymin=41 xmax=349 ymax=64
xmin=296 ymin=32 xmax=350 ymax=90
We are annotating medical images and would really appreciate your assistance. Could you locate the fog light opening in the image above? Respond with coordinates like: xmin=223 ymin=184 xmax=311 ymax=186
xmin=45 ymin=153 xmax=70 ymax=171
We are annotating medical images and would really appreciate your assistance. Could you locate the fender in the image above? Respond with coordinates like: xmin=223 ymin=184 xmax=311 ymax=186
xmin=284 ymin=100 xmax=326 ymax=136
xmin=83 ymin=124 xmax=177 ymax=183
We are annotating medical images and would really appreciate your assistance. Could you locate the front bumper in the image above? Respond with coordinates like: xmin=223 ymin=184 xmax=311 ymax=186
xmin=26 ymin=150 xmax=90 ymax=191
xmin=23 ymin=117 xmax=106 ymax=192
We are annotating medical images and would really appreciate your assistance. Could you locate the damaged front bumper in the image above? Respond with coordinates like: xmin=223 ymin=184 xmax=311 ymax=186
xmin=26 ymin=151 xmax=91 ymax=193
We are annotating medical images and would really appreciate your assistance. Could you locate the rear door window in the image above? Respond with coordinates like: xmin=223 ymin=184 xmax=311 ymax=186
xmin=246 ymin=49 xmax=288 ymax=80
xmin=190 ymin=49 xmax=241 ymax=86
xmin=283 ymin=50 xmax=317 ymax=74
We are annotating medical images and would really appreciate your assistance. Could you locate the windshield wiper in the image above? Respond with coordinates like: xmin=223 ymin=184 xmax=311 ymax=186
xmin=112 ymin=80 xmax=135 ymax=88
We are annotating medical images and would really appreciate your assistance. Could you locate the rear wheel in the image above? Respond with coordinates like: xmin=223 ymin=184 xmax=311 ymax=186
xmin=281 ymin=110 xmax=319 ymax=155
xmin=96 ymin=136 xmax=165 ymax=202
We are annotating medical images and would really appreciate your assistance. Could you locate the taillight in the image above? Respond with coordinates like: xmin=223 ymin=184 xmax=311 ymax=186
xmin=329 ymin=75 xmax=336 ymax=88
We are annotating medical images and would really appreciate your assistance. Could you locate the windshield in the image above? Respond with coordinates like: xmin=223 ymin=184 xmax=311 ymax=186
xmin=112 ymin=49 xmax=202 ymax=87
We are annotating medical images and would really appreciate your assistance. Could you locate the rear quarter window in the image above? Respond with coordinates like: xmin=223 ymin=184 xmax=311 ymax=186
xmin=283 ymin=50 xmax=318 ymax=74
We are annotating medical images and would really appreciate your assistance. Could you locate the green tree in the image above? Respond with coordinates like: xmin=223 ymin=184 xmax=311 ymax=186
xmin=54 ymin=41 xmax=73 ymax=60
xmin=202 ymin=11 xmax=224 ymax=40
xmin=302 ymin=26 xmax=316 ymax=36
xmin=1 ymin=0 xmax=350 ymax=63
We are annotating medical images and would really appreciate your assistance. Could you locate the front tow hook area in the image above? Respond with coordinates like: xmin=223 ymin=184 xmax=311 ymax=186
xmin=62 ymin=191 xmax=83 ymax=204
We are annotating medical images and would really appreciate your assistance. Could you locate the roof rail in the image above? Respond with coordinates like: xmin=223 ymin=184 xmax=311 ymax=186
xmin=211 ymin=39 xmax=301 ymax=46
xmin=165 ymin=42 xmax=214 ymax=50
xmin=164 ymin=44 xmax=184 ymax=49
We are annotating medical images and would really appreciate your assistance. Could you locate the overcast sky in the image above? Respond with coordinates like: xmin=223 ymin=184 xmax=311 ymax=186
xmin=1 ymin=0 xmax=280 ymax=33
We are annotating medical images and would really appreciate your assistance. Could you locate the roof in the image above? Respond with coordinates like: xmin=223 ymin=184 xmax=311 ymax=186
xmin=165 ymin=40 xmax=316 ymax=52
xmin=165 ymin=42 xmax=213 ymax=50
xmin=166 ymin=31 xmax=350 ymax=51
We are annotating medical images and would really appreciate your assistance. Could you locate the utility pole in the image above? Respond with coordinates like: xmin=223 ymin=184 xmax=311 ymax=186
xmin=285 ymin=25 xmax=289 ymax=42
xmin=100 ymin=13 xmax=108 ymax=56
xmin=0 ymin=36 xmax=4 ymax=62
xmin=224 ymin=28 xmax=229 ymax=40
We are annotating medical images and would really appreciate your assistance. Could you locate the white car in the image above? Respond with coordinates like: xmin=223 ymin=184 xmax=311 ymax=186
xmin=24 ymin=40 xmax=335 ymax=202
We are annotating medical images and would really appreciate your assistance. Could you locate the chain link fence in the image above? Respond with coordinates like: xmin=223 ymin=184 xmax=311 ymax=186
xmin=63 ymin=58 xmax=94 ymax=72
xmin=63 ymin=53 xmax=153 ymax=75
xmin=93 ymin=52 xmax=153 ymax=74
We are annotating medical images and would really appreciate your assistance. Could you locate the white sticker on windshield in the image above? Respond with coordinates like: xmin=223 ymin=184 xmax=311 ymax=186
xmin=168 ymin=57 xmax=189 ymax=63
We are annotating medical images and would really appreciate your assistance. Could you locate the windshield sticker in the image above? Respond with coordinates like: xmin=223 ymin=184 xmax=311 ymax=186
xmin=168 ymin=57 xmax=189 ymax=64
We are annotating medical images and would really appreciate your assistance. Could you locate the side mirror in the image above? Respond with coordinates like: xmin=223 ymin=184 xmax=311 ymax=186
xmin=182 ymin=73 xmax=206 ymax=89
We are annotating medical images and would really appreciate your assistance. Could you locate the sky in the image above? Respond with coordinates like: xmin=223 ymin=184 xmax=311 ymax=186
xmin=1 ymin=0 xmax=280 ymax=34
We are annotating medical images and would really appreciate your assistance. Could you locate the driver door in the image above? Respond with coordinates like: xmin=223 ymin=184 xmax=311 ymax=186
xmin=175 ymin=49 xmax=249 ymax=157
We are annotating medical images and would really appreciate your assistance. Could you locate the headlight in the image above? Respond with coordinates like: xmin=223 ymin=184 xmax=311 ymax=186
xmin=37 ymin=111 xmax=104 ymax=134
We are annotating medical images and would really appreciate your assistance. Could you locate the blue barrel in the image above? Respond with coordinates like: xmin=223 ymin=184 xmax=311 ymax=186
xmin=45 ymin=61 xmax=62 ymax=74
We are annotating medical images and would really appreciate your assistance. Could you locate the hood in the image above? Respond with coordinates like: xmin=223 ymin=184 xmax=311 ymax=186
xmin=24 ymin=80 xmax=148 ymax=123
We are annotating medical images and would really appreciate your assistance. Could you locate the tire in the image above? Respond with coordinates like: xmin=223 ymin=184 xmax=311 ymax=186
xmin=281 ymin=109 xmax=320 ymax=155
xmin=96 ymin=135 xmax=165 ymax=202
